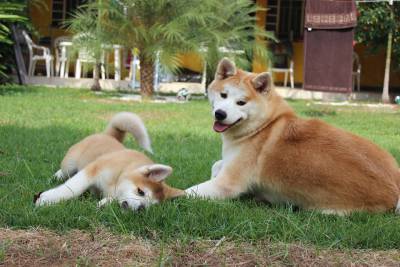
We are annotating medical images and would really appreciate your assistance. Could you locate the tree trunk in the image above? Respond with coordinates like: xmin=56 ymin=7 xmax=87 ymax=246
xmin=139 ymin=55 xmax=154 ymax=99
xmin=91 ymin=62 xmax=101 ymax=91
xmin=382 ymin=6 xmax=393 ymax=103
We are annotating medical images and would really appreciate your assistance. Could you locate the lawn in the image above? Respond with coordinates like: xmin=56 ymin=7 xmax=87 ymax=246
xmin=1 ymin=85 xmax=400 ymax=255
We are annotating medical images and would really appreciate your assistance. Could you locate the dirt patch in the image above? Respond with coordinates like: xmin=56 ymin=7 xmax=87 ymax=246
xmin=0 ymin=228 xmax=156 ymax=267
xmin=1 ymin=228 xmax=399 ymax=267
xmin=169 ymin=239 xmax=400 ymax=267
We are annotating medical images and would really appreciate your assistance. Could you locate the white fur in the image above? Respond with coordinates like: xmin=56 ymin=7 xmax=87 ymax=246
xmin=211 ymin=85 xmax=249 ymax=126
xmin=396 ymin=197 xmax=400 ymax=214
xmin=115 ymin=179 xmax=157 ymax=210
xmin=321 ymin=209 xmax=347 ymax=216
xmin=185 ymin=179 xmax=224 ymax=199
xmin=106 ymin=112 xmax=153 ymax=153
xmin=36 ymin=170 xmax=92 ymax=206
xmin=211 ymin=160 xmax=223 ymax=179
xmin=37 ymin=163 xmax=165 ymax=211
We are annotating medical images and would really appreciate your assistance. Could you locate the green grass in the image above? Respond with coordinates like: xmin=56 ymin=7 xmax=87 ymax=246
xmin=1 ymin=85 xmax=400 ymax=250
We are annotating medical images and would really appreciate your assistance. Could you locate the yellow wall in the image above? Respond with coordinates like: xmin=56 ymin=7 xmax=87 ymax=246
xmin=30 ymin=0 xmax=68 ymax=42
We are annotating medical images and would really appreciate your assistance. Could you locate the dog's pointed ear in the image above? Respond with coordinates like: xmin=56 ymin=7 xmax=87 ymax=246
xmin=252 ymin=72 xmax=272 ymax=94
xmin=215 ymin=58 xmax=237 ymax=80
xmin=138 ymin=164 xmax=173 ymax=182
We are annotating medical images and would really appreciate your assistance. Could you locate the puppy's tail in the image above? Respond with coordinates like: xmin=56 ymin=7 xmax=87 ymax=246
xmin=104 ymin=112 xmax=153 ymax=153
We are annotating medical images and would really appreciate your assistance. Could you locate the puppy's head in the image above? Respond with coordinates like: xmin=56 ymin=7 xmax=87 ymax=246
xmin=117 ymin=164 xmax=183 ymax=212
xmin=208 ymin=58 xmax=274 ymax=138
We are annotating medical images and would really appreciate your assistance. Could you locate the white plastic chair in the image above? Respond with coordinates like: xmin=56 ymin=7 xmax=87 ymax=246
xmin=22 ymin=31 xmax=54 ymax=77
xmin=352 ymin=52 xmax=361 ymax=92
xmin=269 ymin=59 xmax=294 ymax=89
xmin=75 ymin=48 xmax=107 ymax=80
xmin=54 ymin=36 xmax=71 ymax=77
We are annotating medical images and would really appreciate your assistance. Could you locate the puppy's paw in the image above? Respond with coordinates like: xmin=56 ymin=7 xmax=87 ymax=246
xmin=33 ymin=191 xmax=43 ymax=204
xmin=97 ymin=197 xmax=114 ymax=209
xmin=34 ymin=191 xmax=56 ymax=206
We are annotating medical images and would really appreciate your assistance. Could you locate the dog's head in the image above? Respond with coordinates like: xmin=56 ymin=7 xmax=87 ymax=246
xmin=208 ymin=58 xmax=276 ymax=138
xmin=118 ymin=164 xmax=183 ymax=211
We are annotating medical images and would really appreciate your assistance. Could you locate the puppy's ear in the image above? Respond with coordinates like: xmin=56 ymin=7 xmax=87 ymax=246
xmin=215 ymin=58 xmax=237 ymax=80
xmin=251 ymin=72 xmax=272 ymax=94
xmin=138 ymin=164 xmax=173 ymax=182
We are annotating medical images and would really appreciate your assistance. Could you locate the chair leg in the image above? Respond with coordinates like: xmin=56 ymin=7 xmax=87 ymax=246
xmin=45 ymin=59 xmax=50 ymax=78
xmin=51 ymin=59 xmax=54 ymax=77
xmin=28 ymin=60 xmax=33 ymax=76
xmin=357 ymin=74 xmax=360 ymax=92
xmin=55 ymin=60 xmax=60 ymax=77
xmin=290 ymin=71 xmax=294 ymax=89
xmin=75 ymin=59 xmax=81 ymax=79
xmin=101 ymin=64 xmax=106 ymax=80
xmin=284 ymin=72 xmax=288 ymax=87
xmin=60 ymin=59 xmax=65 ymax=78
xmin=31 ymin=61 xmax=37 ymax=76
xmin=65 ymin=61 xmax=70 ymax=78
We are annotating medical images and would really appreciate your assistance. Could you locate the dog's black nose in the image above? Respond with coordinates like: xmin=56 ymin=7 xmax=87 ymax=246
xmin=137 ymin=204 xmax=145 ymax=211
xmin=215 ymin=109 xmax=227 ymax=121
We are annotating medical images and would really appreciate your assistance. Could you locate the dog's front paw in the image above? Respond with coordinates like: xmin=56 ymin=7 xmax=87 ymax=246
xmin=53 ymin=169 xmax=65 ymax=181
xmin=34 ymin=191 xmax=56 ymax=206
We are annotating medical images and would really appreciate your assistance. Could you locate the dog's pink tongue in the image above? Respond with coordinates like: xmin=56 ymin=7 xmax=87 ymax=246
xmin=213 ymin=121 xmax=230 ymax=133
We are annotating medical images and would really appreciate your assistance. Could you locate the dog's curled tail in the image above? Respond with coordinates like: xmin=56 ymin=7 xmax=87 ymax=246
xmin=104 ymin=112 xmax=153 ymax=154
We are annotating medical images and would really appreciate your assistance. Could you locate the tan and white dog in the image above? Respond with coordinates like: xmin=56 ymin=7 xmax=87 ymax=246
xmin=34 ymin=112 xmax=183 ymax=211
xmin=186 ymin=58 xmax=400 ymax=215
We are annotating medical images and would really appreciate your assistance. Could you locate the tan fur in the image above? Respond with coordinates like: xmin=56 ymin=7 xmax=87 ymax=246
xmin=36 ymin=112 xmax=183 ymax=209
xmin=189 ymin=58 xmax=400 ymax=214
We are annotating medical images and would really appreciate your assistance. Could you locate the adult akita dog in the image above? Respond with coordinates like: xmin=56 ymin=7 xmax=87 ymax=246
xmin=35 ymin=112 xmax=183 ymax=211
xmin=186 ymin=58 xmax=400 ymax=215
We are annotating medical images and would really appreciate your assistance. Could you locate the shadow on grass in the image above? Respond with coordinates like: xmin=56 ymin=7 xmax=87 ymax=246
xmin=0 ymin=84 xmax=41 ymax=96
xmin=1 ymin=124 xmax=400 ymax=250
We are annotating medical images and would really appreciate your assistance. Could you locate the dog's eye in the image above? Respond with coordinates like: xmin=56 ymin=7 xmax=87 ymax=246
xmin=220 ymin=92 xmax=227 ymax=99
xmin=137 ymin=188 xmax=145 ymax=196
xmin=237 ymin=100 xmax=246 ymax=106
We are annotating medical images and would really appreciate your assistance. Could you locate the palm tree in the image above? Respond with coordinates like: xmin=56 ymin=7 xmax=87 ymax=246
xmin=66 ymin=1 xmax=110 ymax=91
xmin=71 ymin=0 xmax=273 ymax=98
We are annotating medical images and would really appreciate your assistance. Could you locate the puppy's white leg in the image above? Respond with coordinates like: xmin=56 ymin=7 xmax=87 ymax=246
xmin=35 ymin=170 xmax=93 ymax=206
xmin=97 ymin=197 xmax=114 ymax=209
xmin=396 ymin=197 xmax=400 ymax=215
xmin=211 ymin=160 xmax=223 ymax=179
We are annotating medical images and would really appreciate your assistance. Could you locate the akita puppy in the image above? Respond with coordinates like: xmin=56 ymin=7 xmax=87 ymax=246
xmin=34 ymin=112 xmax=183 ymax=211
xmin=186 ymin=58 xmax=400 ymax=215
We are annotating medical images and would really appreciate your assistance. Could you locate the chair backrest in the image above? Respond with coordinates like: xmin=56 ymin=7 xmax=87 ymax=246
xmin=54 ymin=36 xmax=72 ymax=60
xmin=21 ymin=30 xmax=34 ymax=58
xmin=78 ymin=48 xmax=96 ymax=62
xmin=270 ymin=41 xmax=293 ymax=69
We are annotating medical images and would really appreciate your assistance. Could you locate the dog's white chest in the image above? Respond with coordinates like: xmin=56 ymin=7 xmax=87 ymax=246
xmin=221 ymin=141 xmax=241 ymax=162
